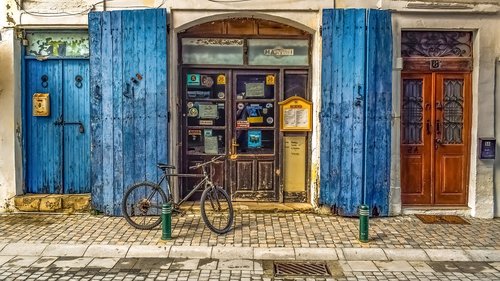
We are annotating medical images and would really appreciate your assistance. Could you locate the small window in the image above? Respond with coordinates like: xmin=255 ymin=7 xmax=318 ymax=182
xmin=182 ymin=38 xmax=244 ymax=65
xmin=248 ymin=39 xmax=309 ymax=66
xmin=25 ymin=31 xmax=89 ymax=58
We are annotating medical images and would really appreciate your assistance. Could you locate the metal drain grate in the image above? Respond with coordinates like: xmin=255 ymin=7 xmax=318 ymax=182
xmin=274 ymin=262 xmax=331 ymax=276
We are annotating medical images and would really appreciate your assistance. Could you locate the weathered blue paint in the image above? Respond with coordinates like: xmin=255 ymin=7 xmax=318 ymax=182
xmin=25 ymin=59 xmax=90 ymax=194
xmin=320 ymin=9 xmax=392 ymax=216
xmin=62 ymin=60 xmax=91 ymax=193
xmin=364 ymin=10 xmax=392 ymax=216
xmin=89 ymin=9 xmax=169 ymax=216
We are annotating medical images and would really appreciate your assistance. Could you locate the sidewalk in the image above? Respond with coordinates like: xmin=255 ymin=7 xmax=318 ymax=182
xmin=0 ymin=211 xmax=499 ymax=280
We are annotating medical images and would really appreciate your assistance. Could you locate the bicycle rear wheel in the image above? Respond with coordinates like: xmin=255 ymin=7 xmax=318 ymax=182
xmin=200 ymin=185 xmax=234 ymax=234
xmin=121 ymin=181 xmax=168 ymax=230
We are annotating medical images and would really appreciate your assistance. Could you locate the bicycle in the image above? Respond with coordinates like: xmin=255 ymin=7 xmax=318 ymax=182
xmin=121 ymin=155 xmax=234 ymax=234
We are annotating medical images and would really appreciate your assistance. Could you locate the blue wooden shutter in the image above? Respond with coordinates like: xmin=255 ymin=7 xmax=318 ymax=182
xmin=320 ymin=9 xmax=392 ymax=216
xmin=89 ymin=9 xmax=168 ymax=215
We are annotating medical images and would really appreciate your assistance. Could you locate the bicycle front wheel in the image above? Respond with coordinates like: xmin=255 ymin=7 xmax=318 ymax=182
xmin=121 ymin=181 xmax=168 ymax=230
xmin=200 ymin=185 xmax=234 ymax=234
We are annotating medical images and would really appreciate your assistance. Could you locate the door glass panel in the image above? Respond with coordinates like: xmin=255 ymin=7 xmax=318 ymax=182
xmin=187 ymin=129 xmax=226 ymax=155
xmin=402 ymin=79 xmax=423 ymax=144
xmin=25 ymin=31 xmax=89 ymax=58
xmin=182 ymin=38 xmax=244 ymax=65
xmin=284 ymin=73 xmax=307 ymax=99
xmin=443 ymin=79 xmax=464 ymax=144
xmin=187 ymin=102 xmax=226 ymax=126
xmin=235 ymin=130 xmax=274 ymax=154
xmin=236 ymin=74 xmax=275 ymax=99
xmin=248 ymin=39 xmax=309 ymax=66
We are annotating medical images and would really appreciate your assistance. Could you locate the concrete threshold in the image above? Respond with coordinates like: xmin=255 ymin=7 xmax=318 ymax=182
xmin=180 ymin=202 xmax=314 ymax=213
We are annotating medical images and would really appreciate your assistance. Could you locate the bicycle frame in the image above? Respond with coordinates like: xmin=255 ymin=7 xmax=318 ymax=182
xmin=157 ymin=166 xmax=213 ymax=207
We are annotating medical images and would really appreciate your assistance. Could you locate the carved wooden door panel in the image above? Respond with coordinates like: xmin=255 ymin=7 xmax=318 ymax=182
xmin=401 ymin=73 xmax=470 ymax=206
xmin=401 ymin=74 xmax=433 ymax=205
xmin=434 ymin=73 xmax=471 ymax=205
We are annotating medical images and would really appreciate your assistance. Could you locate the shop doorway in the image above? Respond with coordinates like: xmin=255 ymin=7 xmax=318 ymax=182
xmin=400 ymin=31 xmax=472 ymax=206
xmin=178 ymin=18 xmax=311 ymax=201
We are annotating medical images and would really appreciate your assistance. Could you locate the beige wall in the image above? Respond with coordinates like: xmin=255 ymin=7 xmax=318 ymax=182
xmin=1 ymin=0 xmax=499 ymax=216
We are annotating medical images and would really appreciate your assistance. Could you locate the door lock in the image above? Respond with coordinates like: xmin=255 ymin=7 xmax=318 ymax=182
xmin=54 ymin=118 xmax=85 ymax=133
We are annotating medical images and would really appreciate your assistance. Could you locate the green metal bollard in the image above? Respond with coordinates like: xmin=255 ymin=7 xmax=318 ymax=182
xmin=358 ymin=204 xmax=369 ymax=243
xmin=161 ymin=203 xmax=172 ymax=240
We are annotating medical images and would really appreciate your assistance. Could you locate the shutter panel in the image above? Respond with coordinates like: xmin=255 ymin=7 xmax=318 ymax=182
xmin=320 ymin=9 xmax=392 ymax=216
xmin=89 ymin=9 xmax=168 ymax=215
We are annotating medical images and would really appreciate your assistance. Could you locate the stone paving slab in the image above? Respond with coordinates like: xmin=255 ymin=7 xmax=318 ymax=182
xmin=83 ymin=244 xmax=129 ymax=258
xmin=383 ymin=248 xmax=429 ymax=261
xmin=295 ymin=247 xmax=338 ymax=260
xmin=426 ymin=249 xmax=471 ymax=261
xmin=126 ymin=245 xmax=170 ymax=258
xmin=211 ymin=246 xmax=253 ymax=260
xmin=2 ymin=256 xmax=39 ymax=267
xmin=0 ymin=255 xmax=13 ymax=266
xmin=169 ymin=246 xmax=212 ymax=259
xmin=254 ymin=247 xmax=295 ymax=260
xmin=86 ymin=257 xmax=120 ymax=268
xmin=41 ymin=244 xmax=88 ymax=257
xmin=343 ymin=248 xmax=388 ymax=261
xmin=50 ymin=257 xmax=93 ymax=268
xmin=466 ymin=249 xmax=500 ymax=261
xmin=0 ymin=243 xmax=47 ymax=256
xmin=374 ymin=260 xmax=415 ymax=272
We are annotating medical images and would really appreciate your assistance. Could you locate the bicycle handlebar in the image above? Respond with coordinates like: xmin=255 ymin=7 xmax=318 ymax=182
xmin=189 ymin=155 xmax=225 ymax=170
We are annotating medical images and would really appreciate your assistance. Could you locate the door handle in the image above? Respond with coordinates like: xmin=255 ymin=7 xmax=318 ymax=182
xmin=426 ymin=120 xmax=432 ymax=135
xmin=54 ymin=119 xmax=85 ymax=133
xmin=63 ymin=122 xmax=85 ymax=133
xmin=434 ymin=138 xmax=442 ymax=150
xmin=435 ymin=119 xmax=441 ymax=135
xmin=230 ymin=138 xmax=239 ymax=159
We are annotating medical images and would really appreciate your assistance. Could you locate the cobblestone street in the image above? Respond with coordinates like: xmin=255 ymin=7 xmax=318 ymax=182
xmin=1 ymin=212 xmax=500 ymax=280
xmin=1 ymin=213 xmax=498 ymax=249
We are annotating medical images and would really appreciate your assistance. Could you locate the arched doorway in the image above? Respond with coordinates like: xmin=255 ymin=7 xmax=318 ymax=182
xmin=178 ymin=18 xmax=312 ymax=202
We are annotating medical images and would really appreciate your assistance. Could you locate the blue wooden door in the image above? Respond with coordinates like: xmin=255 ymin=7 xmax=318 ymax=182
xmin=25 ymin=59 xmax=90 ymax=194
xmin=26 ymin=60 xmax=64 ymax=193
xmin=89 ymin=9 xmax=169 ymax=215
xmin=320 ymin=9 xmax=392 ymax=216
xmin=62 ymin=60 xmax=91 ymax=193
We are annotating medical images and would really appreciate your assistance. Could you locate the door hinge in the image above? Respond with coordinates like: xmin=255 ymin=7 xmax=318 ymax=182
xmin=167 ymin=24 xmax=170 ymax=35
xmin=319 ymin=25 xmax=322 ymax=37
xmin=167 ymin=111 xmax=171 ymax=123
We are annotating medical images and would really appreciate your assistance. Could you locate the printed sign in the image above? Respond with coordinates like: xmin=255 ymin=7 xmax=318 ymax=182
xmin=266 ymin=75 xmax=275 ymax=85
xmin=187 ymin=74 xmax=200 ymax=86
xmin=188 ymin=129 xmax=202 ymax=136
xmin=279 ymin=96 xmax=312 ymax=132
xmin=245 ymin=82 xmax=265 ymax=97
xmin=204 ymin=136 xmax=218 ymax=154
xmin=199 ymin=104 xmax=218 ymax=119
xmin=264 ymin=48 xmax=294 ymax=56
xmin=247 ymin=130 xmax=262 ymax=148
xmin=217 ymin=74 xmax=226 ymax=85
xmin=32 ymin=93 xmax=50 ymax=116
xmin=199 ymin=120 xmax=214 ymax=126
xmin=236 ymin=120 xmax=250 ymax=128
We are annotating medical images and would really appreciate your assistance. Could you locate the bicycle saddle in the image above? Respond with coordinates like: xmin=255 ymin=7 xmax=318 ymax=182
xmin=157 ymin=163 xmax=176 ymax=170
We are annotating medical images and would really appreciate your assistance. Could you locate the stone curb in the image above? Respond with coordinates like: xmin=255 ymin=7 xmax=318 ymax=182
xmin=1 ymin=243 xmax=499 ymax=262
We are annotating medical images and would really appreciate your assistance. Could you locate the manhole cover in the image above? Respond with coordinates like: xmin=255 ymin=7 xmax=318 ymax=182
xmin=274 ymin=262 xmax=331 ymax=276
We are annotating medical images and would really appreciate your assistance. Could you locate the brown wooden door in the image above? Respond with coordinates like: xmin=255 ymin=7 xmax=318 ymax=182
xmin=229 ymin=71 xmax=279 ymax=201
xmin=401 ymin=73 xmax=471 ymax=206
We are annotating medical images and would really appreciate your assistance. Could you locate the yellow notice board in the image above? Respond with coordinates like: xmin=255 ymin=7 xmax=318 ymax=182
xmin=279 ymin=96 xmax=312 ymax=131
xmin=284 ymin=136 xmax=306 ymax=192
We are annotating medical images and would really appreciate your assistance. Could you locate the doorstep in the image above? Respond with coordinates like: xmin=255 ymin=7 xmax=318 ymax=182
xmin=14 ymin=194 xmax=91 ymax=213
xmin=180 ymin=202 xmax=314 ymax=213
